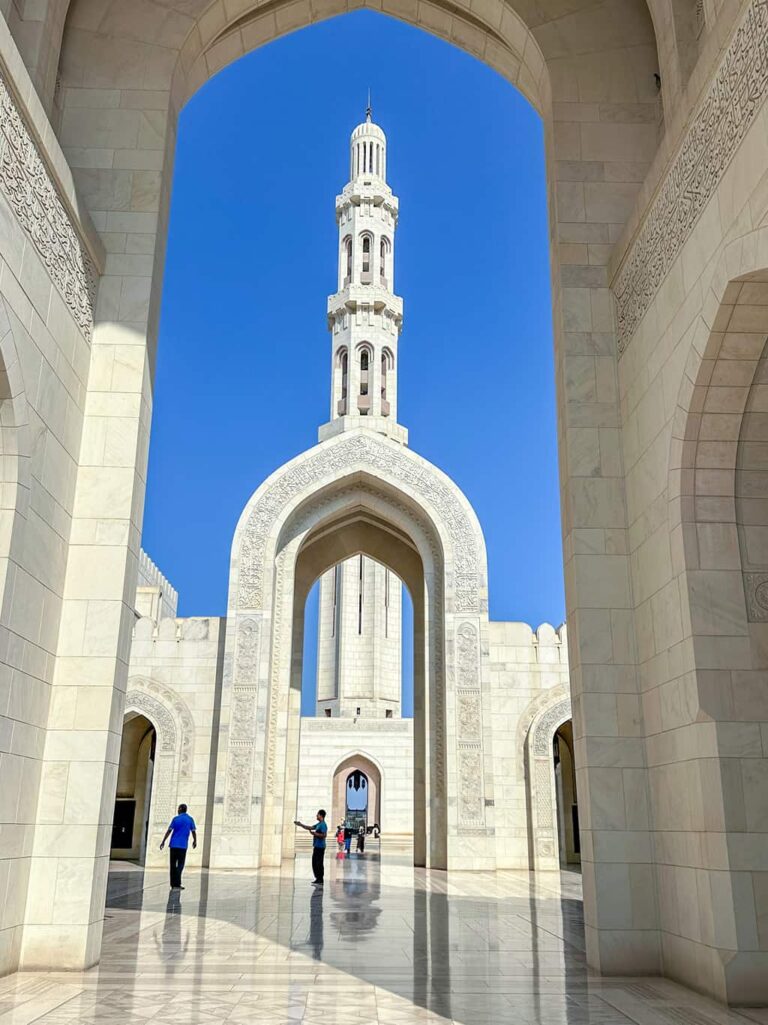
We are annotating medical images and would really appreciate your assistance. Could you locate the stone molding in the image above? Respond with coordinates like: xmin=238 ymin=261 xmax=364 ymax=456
xmin=0 ymin=70 xmax=96 ymax=339
xmin=613 ymin=0 xmax=768 ymax=353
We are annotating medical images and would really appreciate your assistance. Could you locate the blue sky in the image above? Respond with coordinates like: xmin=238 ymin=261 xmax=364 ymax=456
xmin=144 ymin=11 xmax=564 ymax=714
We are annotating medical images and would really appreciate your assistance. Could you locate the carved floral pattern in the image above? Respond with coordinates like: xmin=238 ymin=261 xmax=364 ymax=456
xmin=0 ymin=72 xmax=96 ymax=338
xmin=224 ymin=618 xmax=261 ymax=825
xmin=457 ymin=746 xmax=483 ymax=823
xmin=614 ymin=0 xmax=768 ymax=352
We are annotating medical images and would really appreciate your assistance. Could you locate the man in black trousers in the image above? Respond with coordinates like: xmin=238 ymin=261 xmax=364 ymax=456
xmin=160 ymin=803 xmax=197 ymax=890
xmin=295 ymin=809 xmax=328 ymax=886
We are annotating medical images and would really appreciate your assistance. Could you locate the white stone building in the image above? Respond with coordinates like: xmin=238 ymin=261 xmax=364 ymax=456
xmin=115 ymin=110 xmax=574 ymax=875
xmin=5 ymin=0 xmax=768 ymax=999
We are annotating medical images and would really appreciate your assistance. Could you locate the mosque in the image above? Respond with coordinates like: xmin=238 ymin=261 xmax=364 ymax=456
xmin=115 ymin=108 xmax=574 ymax=873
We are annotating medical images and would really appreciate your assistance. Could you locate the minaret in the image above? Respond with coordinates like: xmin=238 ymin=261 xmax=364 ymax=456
xmin=315 ymin=106 xmax=403 ymax=719
xmin=319 ymin=102 xmax=406 ymax=446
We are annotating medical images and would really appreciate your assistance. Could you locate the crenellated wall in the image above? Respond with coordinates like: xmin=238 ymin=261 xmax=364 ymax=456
xmin=136 ymin=548 xmax=179 ymax=620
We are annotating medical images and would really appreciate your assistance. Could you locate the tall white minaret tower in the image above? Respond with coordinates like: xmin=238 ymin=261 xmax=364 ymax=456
xmin=319 ymin=101 xmax=406 ymax=446
xmin=315 ymin=105 xmax=404 ymax=719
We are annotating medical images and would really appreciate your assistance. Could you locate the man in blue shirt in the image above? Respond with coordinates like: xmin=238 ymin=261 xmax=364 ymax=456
xmin=160 ymin=804 xmax=197 ymax=890
xmin=295 ymin=809 xmax=328 ymax=885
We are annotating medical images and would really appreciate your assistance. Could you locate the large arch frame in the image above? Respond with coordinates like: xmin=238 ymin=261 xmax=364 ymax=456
xmin=210 ymin=429 xmax=496 ymax=871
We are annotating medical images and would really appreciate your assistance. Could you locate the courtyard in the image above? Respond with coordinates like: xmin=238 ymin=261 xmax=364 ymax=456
xmin=1 ymin=851 xmax=766 ymax=1025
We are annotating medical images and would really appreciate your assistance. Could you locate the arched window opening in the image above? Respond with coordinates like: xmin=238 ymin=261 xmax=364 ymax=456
xmin=380 ymin=236 xmax=390 ymax=287
xmin=381 ymin=353 xmax=389 ymax=415
xmin=361 ymin=234 xmax=372 ymax=283
xmin=343 ymin=236 xmax=352 ymax=286
xmin=337 ymin=348 xmax=348 ymax=416
xmin=358 ymin=346 xmax=371 ymax=413
xmin=360 ymin=349 xmax=369 ymax=396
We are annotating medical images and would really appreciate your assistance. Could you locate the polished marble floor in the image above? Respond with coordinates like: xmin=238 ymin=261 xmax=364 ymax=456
xmin=2 ymin=847 xmax=767 ymax=1025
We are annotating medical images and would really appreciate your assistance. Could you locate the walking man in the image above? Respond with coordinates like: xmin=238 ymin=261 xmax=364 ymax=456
xmin=295 ymin=809 xmax=328 ymax=886
xmin=160 ymin=803 xmax=197 ymax=890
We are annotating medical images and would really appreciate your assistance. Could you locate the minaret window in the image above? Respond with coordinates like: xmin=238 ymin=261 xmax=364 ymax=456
xmin=360 ymin=349 xmax=369 ymax=397
xmin=380 ymin=237 xmax=390 ymax=286
xmin=361 ymin=235 xmax=371 ymax=283
xmin=337 ymin=348 xmax=348 ymax=416
xmin=343 ymin=236 xmax=352 ymax=286
xmin=381 ymin=348 xmax=393 ymax=417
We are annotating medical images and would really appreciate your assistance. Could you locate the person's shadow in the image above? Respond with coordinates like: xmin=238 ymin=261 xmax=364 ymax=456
xmin=152 ymin=889 xmax=190 ymax=975
xmin=308 ymin=886 xmax=324 ymax=960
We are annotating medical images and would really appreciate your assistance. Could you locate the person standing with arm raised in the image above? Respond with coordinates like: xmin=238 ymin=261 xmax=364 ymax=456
xmin=295 ymin=809 xmax=328 ymax=886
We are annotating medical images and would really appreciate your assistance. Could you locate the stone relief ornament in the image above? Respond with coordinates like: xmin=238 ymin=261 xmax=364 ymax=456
xmin=125 ymin=689 xmax=177 ymax=753
xmin=614 ymin=0 xmax=768 ymax=353
xmin=456 ymin=622 xmax=479 ymax=688
xmin=744 ymin=572 xmax=768 ymax=621
xmin=455 ymin=622 xmax=485 ymax=823
xmin=0 ymin=72 xmax=96 ymax=338
xmin=533 ymin=697 xmax=572 ymax=757
xmin=236 ymin=434 xmax=481 ymax=613
xmin=457 ymin=692 xmax=482 ymax=740
xmin=125 ymin=678 xmax=195 ymax=781
xmin=224 ymin=618 xmax=261 ymax=825
xmin=457 ymin=745 xmax=484 ymax=823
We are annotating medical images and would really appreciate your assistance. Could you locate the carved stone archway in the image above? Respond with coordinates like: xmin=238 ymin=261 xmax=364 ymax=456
xmin=525 ymin=694 xmax=572 ymax=872
xmin=123 ymin=678 xmax=194 ymax=864
xmin=211 ymin=429 xmax=496 ymax=872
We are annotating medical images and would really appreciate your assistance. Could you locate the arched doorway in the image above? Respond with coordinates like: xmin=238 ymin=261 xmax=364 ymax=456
xmin=111 ymin=713 xmax=156 ymax=864
xmin=331 ymin=754 xmax=382 ymax=833
xmin=553 ymin=720 xmax=580 ymax=868
xmin=525 ymin=694 xmax=575 ymax=872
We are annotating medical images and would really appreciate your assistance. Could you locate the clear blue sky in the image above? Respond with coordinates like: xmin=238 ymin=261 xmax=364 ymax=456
xmin=144 ymin=11 xmax=564 ymax=713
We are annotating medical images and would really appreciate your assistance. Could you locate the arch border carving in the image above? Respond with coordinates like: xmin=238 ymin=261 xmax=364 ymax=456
xmin=524 ymin=692 xmax=572 ymax=871
xmin=235 ymin=432 xmax=485 ymax=615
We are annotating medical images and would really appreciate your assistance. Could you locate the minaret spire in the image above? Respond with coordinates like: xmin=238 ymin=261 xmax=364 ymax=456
xmin=319 ymin=110 xmax=406 ymax=446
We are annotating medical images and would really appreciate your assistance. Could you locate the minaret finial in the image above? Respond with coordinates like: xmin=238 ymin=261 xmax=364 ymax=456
xmin=366 ymin=88 xmax=372 ymax=122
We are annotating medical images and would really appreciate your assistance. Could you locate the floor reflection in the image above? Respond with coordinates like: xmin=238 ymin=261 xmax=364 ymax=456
xmin=2 ymin=849 xmax=764 ymax=1025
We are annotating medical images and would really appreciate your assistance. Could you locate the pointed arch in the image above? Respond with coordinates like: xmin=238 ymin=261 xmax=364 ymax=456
xmin=525 ymin=691 xmax=572 ymax=871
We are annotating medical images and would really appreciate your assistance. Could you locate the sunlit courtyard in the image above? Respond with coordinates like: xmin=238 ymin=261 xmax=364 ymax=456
xmin=5 ymin=850 xmax=765 ymax=1025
